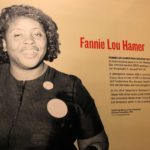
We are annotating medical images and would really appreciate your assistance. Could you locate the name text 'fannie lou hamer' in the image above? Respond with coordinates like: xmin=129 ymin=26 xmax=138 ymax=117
xmin=80 ymin=37 xmax=145 ymax=51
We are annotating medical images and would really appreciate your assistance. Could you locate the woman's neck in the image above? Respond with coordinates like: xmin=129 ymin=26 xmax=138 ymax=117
xmin=10 ymin=63 xmax=48 ymax=81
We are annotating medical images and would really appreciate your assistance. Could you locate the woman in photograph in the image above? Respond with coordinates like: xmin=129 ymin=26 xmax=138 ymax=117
xmin=0 ymin=5 xmax=109 ymax=150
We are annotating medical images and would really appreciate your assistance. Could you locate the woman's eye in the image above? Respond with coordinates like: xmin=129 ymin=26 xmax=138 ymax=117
xmin=33 ymin=32 xmax=42 ymax=37
xmin=14 ymin=34 xmax=22 ymax=37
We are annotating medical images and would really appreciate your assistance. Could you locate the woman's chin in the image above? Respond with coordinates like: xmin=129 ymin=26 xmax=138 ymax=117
xmin=17 ymin=61 xmax=43 ymax=70
xmin=20 ymin=57 xmax=44 ymax=68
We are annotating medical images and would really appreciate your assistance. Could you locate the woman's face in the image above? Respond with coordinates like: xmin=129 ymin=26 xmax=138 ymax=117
xmin=3 ymin=16 xmax=47 ymax=70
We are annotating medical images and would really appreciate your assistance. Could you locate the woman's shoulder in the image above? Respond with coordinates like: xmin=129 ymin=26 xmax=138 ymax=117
xmin=47 ymin=66 xmax=81 ymax=86
xmin=0 ymin=63 xmax=9 ymax=74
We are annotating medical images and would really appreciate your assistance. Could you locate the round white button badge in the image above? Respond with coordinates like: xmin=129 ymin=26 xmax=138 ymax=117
xmin=47 ymin=99 xmax=68 ymax=118
xmin=43 ymin=81 xmax=54 ymax=90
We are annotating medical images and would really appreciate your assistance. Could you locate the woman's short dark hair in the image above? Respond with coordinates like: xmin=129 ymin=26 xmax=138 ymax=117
xmin=0 ymin=4 xmax=60 ymax=63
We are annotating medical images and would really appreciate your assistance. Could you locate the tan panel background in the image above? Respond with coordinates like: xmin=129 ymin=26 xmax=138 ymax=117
xmin=0 ymin=0 xmax=150 ymax=149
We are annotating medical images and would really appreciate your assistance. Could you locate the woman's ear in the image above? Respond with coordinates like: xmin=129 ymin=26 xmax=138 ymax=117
xmin=2 ymin=39 xmax=7 ymax=52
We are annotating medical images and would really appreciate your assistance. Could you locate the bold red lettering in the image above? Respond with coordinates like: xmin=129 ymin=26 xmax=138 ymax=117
xmin=80 ymin=37 xmax=85 ymax=48
xmin=107 ymin=39 xmax=111 ymax=49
